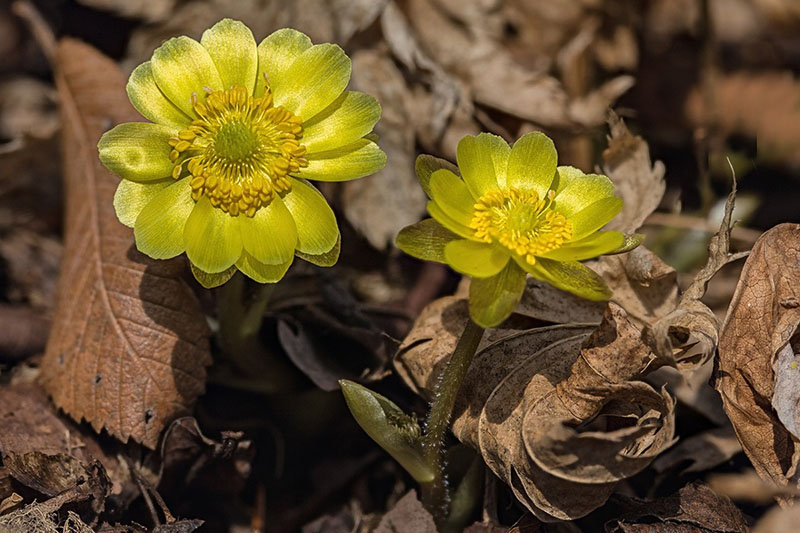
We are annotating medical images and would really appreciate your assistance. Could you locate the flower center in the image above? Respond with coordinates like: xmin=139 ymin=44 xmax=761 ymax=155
xmin=469 ymin=187 xmax=572 ymax=265
xmin=167 ymin=84 xmax=308 ymax=217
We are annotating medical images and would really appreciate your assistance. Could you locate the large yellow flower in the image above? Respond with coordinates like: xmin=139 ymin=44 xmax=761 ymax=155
xmin=98 ymin=19 xmax=385 ymax=286
xmin=397 ymin=132 xmax=641 ymax=327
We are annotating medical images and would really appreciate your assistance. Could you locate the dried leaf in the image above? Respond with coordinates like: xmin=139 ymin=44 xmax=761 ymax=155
xmin=606 ymin=482 xmax=748 ymax=533
xmin=397 ymin=300 xmax=675 ymax=520
xmin=601 ymin=112 xmax=666 ymax=234
xmin=0 ymin=304 xmax=50 ymax=362
xmin=652 ymin=425 xmax=742 ymax=474
xmin=715 ymin=223 xmax=800 ymax=494
xmin=649 ymin=184 xmax=741 ymax=373
xmin=374 ymin=491 xmax=436 ymax=533
xmin=40 ymin=39 xmax=211 ymax=449
xmin=754 ymin=504 xmax=800 ymax=533
xmin=708 ymin=469 xmax=800 ymax=504
xmin=343 ymin=48 xmax=427 ymax=250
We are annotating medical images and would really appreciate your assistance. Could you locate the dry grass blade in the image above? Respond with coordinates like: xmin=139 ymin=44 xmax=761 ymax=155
xmin=37 ymin=36 xmax=211 ymax=449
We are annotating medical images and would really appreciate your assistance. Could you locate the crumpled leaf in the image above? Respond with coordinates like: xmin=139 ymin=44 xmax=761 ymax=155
xmin=754 ymin=504 xmax=800 ymax=533
xmin=715 ymin=223 xmax=800 ymax=495
xmin=343 ymin=48 xmax=427 ymax=250
xmin=605 ymin=481 xmax=748 ymax=533
xmin=648 ymin=182 xmax=743 ymax=373
xmin=652 ymin=425 xmax=742 ymax=475
xmin=396 ymin=300 xmax=675 ymax=521
xmin=601 ymin=112 xmax=666 ymax=234
xmin=39 ymin=39 xmax=211 ymax=449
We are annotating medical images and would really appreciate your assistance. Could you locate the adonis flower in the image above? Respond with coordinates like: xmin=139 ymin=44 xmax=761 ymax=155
xmin=396 ymin=132 xmax=641 ymax=327
xmin=99 ymin=19 xmax=385 ymax=286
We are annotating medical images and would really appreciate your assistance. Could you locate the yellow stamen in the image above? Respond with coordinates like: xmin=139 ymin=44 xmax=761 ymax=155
xmin=168 ymin=84 xmax=309 ymax=217
xmin=469 ymin=187 xmax=572 ymax=265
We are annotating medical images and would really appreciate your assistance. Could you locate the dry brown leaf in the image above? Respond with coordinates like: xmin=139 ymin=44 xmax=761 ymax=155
xmin=652 ymin=425 xmax=742 ymax=474
xmin=708 ymin=469 xmax=800 ymax=504
xmin=715 ymin=223 xmax=800 ymax=495
xmin=601 ymin=113 xmax=666 ymax=234
xmin=648 ymin=184 xmax=742 ymax=373
xmin=343 ymin=48 xmax=427 ymax=250
xmin=754 ymin=504 xmax=800 ymax=533
xmin=397 ymin=300 xmax=675 ymax=521
xmin=39 ymin=39 xmax=211 ymax=450
xmin=606 ymin=481 xmax=748 ymax=533
xmin=374 ymin=490 xmax=436 ymax=533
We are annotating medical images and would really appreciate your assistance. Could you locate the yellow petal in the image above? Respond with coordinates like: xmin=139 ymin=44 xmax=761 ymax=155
xmin=200 ymin=18 xmax=258 ymax=92
xmin=415 ymin=154 xmax=459 ymax=199
xmin=98 ymin=122 xmax=175 ymax=182
xmin=553 ymin=165 xmax=585 ymax=195
xmin=133 ymin=178 xmax=194 ymax=259
xmin=542 ymin=230 xmax=625 ymax=261
xmin=282 ymin=178 xmax=338 ymax=255
xmin=468 ymin=262 xmax=527 ymax=328
xmin=114 ymin=179 xmax=171 ymax=228
xmin=183 ymin=196 xmax=242 ymax=273
xmin=151 ymin=36 xmax=223 ymax=116
xmin=429 ymin=169 xmax=474 ymax=226
xmin=444 ymin=239 xmax=510 ymax=278
xmin=426 ymin=201 xmax=475 ymax=240
xmin=255 ymin=28 xmax=312 ymax=98
xmin=506 ymin=131 xmax=557 ymax=196
xmin=126 ymin=62 xmax=191 ymax=131
xmin=569 ymin=197 xmax=623 ymax=241
xmin=190 ymin=263 xmax=237 ymax=289
xmin=272 ymin=43 xmax=351 ymax=121
xmin=236 ymin=250 xmax=293 ymax=283
xmin=299 ymin=138 xmax=386 ymax=182
xmin=555 ymin=174 xmax=616 ymax=217
xmin=302 ymin=91 xmax=381 ymax=153
xmin=239 ymin=197 xmax=297 ymax=265
xmin=456 ymin=133 xmax=502 ymax=198
xmin=525 ymin=257 xmax=612 ymax=301
xmin=296 ymin=235 xmax=340 ymax=267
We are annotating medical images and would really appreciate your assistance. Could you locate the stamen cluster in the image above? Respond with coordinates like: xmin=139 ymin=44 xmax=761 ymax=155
xmin=168 ymin=84 xmax=308 ymax=217
xmin=470 ymin=187 xmax=572 ymax=264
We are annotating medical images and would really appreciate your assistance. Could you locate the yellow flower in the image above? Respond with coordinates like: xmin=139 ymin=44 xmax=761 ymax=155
xmin=396 ymin=132 xmax=642 ymax=327
xmin=98 ymin=19 xmax=386 ymax=287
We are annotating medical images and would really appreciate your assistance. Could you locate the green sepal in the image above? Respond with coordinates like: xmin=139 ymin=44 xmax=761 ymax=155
xmin=191 ymin=262 xmax=237 ymax=289
xmin=415 ymin=154 xmax=459 ymax=199
xmin=339 ymin=380 xmax=434 ymax=483
xmin=296 ymin=233 xmax=340 ymax=267
xmin=468 ymin=261 xmax=527 ymax=328
xmin=395 ymin=218 xmax=459 ymax=263
xmin=608 ymin=233 xmax=645 ymax=255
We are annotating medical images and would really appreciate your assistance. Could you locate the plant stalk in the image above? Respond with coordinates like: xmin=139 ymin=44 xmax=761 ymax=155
xmin=420 ymin=318 xmax=485 ymax=524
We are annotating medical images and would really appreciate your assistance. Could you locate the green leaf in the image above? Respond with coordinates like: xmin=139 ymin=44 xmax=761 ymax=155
xmin=468 ymin=261 xmax=527 ymax=328
xmin=339 ymin=380 xmax=434 ymax=483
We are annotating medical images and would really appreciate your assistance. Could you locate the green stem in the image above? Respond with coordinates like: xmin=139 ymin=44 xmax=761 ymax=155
xmin=420 ymin=319 xmax=485 ymax=525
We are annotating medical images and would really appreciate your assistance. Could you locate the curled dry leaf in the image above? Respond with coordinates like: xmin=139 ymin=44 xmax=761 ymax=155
xmin=601 ymin=112 xmax=666 ymax=234
xmin=39 ymin=39 xmax=211 ymax=450
xmin=715 ymin=223 xmax=800 ymax=495
xmin=396 ymin=299 xmax=675 ymax=520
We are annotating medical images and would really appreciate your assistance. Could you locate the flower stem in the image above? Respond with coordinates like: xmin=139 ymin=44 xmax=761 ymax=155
xmin=420 ymin=318 xmax=485 ymax=524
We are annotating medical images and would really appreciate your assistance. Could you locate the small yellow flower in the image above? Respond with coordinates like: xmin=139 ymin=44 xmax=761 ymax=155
xmin=396 ymin=132 xmax=642 ymax=327
xmin=98 ymin=19 xmax=386 ymax=287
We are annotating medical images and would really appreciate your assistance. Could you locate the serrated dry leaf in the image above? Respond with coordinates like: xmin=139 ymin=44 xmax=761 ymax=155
xmin=715 ymin=223 xmax=800 ymax=495
xmin=39 ymin=39 xmax=211 ymax=450
xmin=601 ymin=112 xmax=666 ymax=234
xmin=396 ymin=299 xmax=675 ymax=521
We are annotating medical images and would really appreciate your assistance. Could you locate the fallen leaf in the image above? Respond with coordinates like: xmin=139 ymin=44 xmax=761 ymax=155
xmin=652 ymin=425 xmax=742 ymax=474
xmin=374 ymin=490 xmax=436 ymax=533
xmin=715 ymin=223 xmax=800 ymax=496
xmin=601 ymin=112 xmax=666 ymax=234
xmin=152 ymin=520 xmax=204 ymax=533
xmin=39 ymin=39 xmax=211 ymax=449
xmin=605 ymin=481 xmax=748 ymax=533
xmin=754 ymin=503 xmax=800 ymax=533
xmin=343 ymin=48 xmax=427 ymax=250
xmin=0 ymin=304 xmax=50 ymax=362
xmin=707 ymin=469 xmax=800 ymax=504
xmin=397 ymin=300 xmax=675 ymax=521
